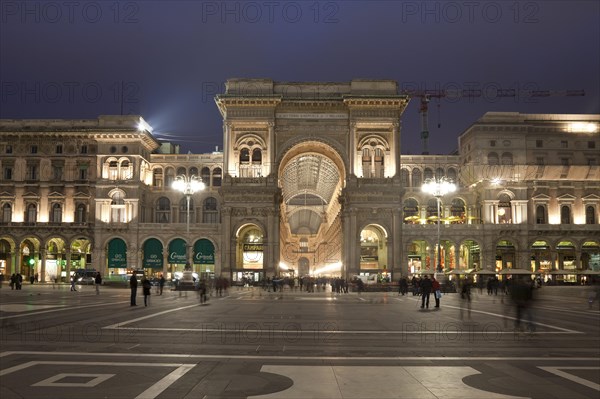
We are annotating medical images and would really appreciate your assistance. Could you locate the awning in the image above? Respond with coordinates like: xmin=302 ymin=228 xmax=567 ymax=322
xmin=107 ymin=238 xmax=127 ymax=268
xmin=168 ymin=239 xmax=187 ymax=264
xmin=143 ymin=238 xmax=163 ymax=269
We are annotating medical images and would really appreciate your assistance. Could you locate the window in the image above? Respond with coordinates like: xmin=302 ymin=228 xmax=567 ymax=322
xmin=5 ymin=145 xmax=12 ymax=154
xmin=435 ymin=168 xmax=444 ymax=180
xmin=490 ymin=140 xmax=496 ymax=147
xmin=586 ymin=206 xmax=596 ymax=224
xmin=203 ymin=197 xmax=219 ymax=224
xmin=487 ymin=152 xmax=499 ymax=165
xmin=3 ymin=167 xmax=12 ymax=180
xmin=588 ymin=159 xmax=598 ymax=166
xmin=26 ymin=203 xmax=37 ymax=223
xmin=535 ymin=205 xmax=547 ymax=224
xmin=111 ymin=191 xmax=126 ymax=223
xmin=411 ymin=169 xmax=422 ymax=188
xmin=212 ymin=168 xmax=222 ymax=187
xmin=589 ymin=141 xmax=596 ymax=149
xmin=50 ymin=203 xmax=62 ymax=223
xmin=536 ymin=157 xmax=544 ymax=166
xmin=447 ymin=168 xmax=457 ymax=183
xmin=497 ymin=194 xmax=512 ymax=224
xmin=501 ymin=152 xmax=513 ymax=165
xmin=55 ymin=145 xmax=63 ymax=154
xmin=560 ymin=140 xmax=568 ymax=148
xmin=561 ymin=158 xmax=570 ymax=166
xmin=155 ymin=197 xmax=171 ymax=223
xmin=81 ymin=145 xmax=88 ymax=154
xmin=201 ymin=167 xmax=210 ymax=185
xmin=53 ymin=165 xmax=63 ymax=181
xmin=560 ymin=205 xmax=571 ymax=224
xmin=400 ymin=168 xmax=409 ymax=187
xmin=75 ymin=203 xmax=87 ymax=224
xmin=403 ymin=198 xmax=419 ymax=224
xmin=2 ymin=203 xmax=11 ymax=223
xmin=30 ymin=145 xmax=38 ymax=154
xmin=109 ymin=161 xmax=118 ymax=180
xmin=79 ymin=167 xmax=88 ymax=180
xmin=179 ymin=197 xmax=194 ymax=224
xmin=153 ymin=168 xmax=163 ymax=188
xmin=27 ymin=164 xmax=38 ymax=180
xmin=536 ymin=140 xmax=543 ymax=148
xmin=423 ymin=168 xmax=433 ymax=180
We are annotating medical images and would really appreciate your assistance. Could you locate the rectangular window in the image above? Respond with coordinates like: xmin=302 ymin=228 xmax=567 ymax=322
xmin=490 ymin=140 xmax=496 ymax=147
xmin=3 ymin=167 xmax=12 ymax=180
xmin=5 ymin=145 xmax=12 ymax=154
xmin=79 ymin=167 xmax=88 ymax=180
xmin=561 ymin=158 xmax=570 ymax=166
xmin=589 ymin=141 xmax=596 ymax=149
xmin=56 ymin=145 xmax=63 ymax=154
xmin=53 ymin=166 xmax=63 ymax=180
xmin=31 ymin=145 xmax=38 ymax=154
xmin=27 ymin=165 xmax=38 ymax=180
xmin=536 ymin=140 xmax=543 ymax=148
xmin=536 ymin=157 xmax=544 ymax=166
xmin=560 ymin=140 xmax=568 ymax=148
xmin=81 ymin=145 xmax=88 ymax=154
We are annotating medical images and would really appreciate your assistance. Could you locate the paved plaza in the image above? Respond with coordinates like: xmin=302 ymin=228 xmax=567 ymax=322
xmin=1 ymin=283 xmax=599 ymax=398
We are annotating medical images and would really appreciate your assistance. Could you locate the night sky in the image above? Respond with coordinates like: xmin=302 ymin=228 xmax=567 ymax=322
xmin=1 ymin=1 xmax=599 ymax=155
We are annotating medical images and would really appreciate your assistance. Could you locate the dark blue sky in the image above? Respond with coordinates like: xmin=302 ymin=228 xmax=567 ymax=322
xmin=2 ymin=1 xmax=599 ymax=155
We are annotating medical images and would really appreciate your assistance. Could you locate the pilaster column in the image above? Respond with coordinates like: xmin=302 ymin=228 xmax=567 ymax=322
xmin=268 ymin=121 xmax=275 ymax=176
xmin=40 ymin=248 xmax=47 ymax=283
xmin=223 ymin=122 xmax=232 ymax=176
xmin=65 ymin=249 xmax=72 ymax=280
xmin=392 ymin=121 xmax=400 ymax=177
xmin=392 ymin=209 xmax=403 ymax=278
xmin=349 ymin=121 xmax=356 ymax=176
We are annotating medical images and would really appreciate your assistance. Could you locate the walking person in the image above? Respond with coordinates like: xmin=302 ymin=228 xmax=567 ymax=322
xmin=142 ymin=276 xmax=152 ymax=306
xmin=158 ymin=274 xmax=165 ymax=295
xmin=130 ymin=273 xmax=138 ymax=306
xmin=70 ymin=274 xmax=77 ymax=291
xmin=95 ymin=272 xmax=102 ymax=295
xmin=460 ymin=277 xmax=472 ymax=319
xmin=420 ymin=274 xmax=433 ymax=309
xmin=198 ymin=279 xmax=208 ymax=305
xmin=432 ymin=276 xmax=441 ymax=308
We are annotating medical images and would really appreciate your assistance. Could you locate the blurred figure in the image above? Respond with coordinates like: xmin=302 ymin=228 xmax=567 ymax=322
xmin=95 ymin=272 xmax=102 ymax=295
xmin=509 ymin=276 xmax=536 ymax=333
xmin=420 ymin=275 xmax=432 ymax=309
xmin=142 ymin=276 xmax=152 ymax=306
xmin=432 ymin=276 xmax=441 ymax=308
xmin=459 ymin=277 xmax=472 ymax=319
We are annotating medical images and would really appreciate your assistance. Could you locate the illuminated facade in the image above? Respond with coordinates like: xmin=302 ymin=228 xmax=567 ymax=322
xmin=0 ymin=79 xmax=599 ymax=284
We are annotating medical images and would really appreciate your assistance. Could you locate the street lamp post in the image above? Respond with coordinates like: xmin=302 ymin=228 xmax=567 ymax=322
xmin=422 ymin=177 xmax=456 ymax=274
xmin=172 ymin=175 xmax=205 ymax=233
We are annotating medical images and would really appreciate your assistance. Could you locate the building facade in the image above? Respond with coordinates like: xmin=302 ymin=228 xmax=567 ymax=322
xmin=1 ymin=79 xmax=599 ymax=284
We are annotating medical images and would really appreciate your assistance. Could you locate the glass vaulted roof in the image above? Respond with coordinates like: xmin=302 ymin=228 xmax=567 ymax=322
xmin=281 ymin=154 xmax=341 ymax=235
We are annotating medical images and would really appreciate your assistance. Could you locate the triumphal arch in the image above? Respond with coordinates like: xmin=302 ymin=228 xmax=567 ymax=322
xmin=215 ymin=79 xmax=409 ymax=282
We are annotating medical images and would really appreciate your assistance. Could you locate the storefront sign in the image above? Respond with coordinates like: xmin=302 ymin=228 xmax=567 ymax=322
xmin=243 ymin=244 xmax=263 ymax=252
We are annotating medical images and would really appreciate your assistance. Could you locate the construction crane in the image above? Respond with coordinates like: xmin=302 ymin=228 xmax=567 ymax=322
xmin=400 ymin=89 xmax=586 ymax=154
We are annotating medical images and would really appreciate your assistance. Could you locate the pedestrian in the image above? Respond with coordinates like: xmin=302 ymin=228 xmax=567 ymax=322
xmin=95 ymin=272 xmax=102 ymax=295
xmin=70 ymin=274 xmax=77 ymax=291
xmin=158 ymin=274 xmax=165 ymax=295
xmin=420 ymin=275 xmax=433 ymax=309
xmin=432 ymin=276 xmax=441 ymax=308
xmin=460 ymin=277 xmax=472 ymax=319
xmin=142 ymin=276 xmax=151 ymax=306
xmin=198 ymin=279 xmax=207 ymax=304
xmin=16 ymin=273 xmax=22 ymax=290
xmin=510 ymin=276 xmax=535 ymax=333
xmin=0 ymin=272 xmax=3 ymax=289
xmin=130 ymin=273 xmax=138 ymax=306
xmin=10 ymin=273 xmax=16 ymax=290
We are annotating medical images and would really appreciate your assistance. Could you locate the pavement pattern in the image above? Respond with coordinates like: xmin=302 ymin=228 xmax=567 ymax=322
xmin=0 ymin=283 xmax=599 ymax=398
